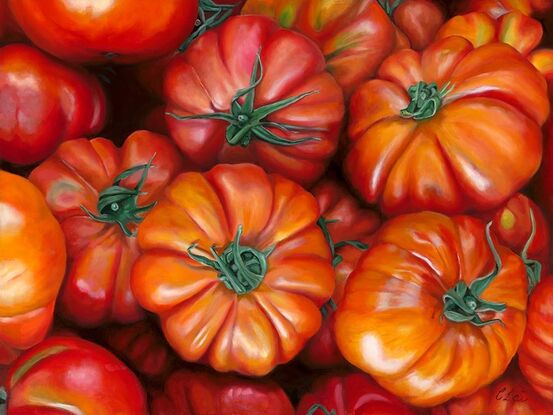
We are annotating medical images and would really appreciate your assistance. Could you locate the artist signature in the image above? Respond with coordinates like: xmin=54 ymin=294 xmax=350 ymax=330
xmin=495 ymin=386 xmax=528 ymax=403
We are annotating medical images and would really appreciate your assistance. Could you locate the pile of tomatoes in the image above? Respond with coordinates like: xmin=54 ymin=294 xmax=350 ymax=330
xmin=3 ymin=0 xmax=553 ymax=414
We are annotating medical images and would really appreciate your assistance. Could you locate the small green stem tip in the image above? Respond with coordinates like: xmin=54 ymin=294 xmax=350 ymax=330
xmin=400 ymin=81 xmax=453 ymax=121
xmin=377 ymin=0 xmax=405 ymax=17
xmin=520 ymin=209 xmax=541 ymax=293
xmin=306 ymin=404 xmax=337 ymax=415
xmin=0 ymin=387 xmax=6 ymax=415
xmin=81 ymin=155 xmax=157 ymax=237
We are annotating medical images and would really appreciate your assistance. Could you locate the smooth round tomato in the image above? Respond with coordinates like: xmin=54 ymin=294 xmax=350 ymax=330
xmin=29 ymin=131 xmax=185 ymax=327
xmin=151 ymin=368 xmax=294 ymax=415
xmin=432 ymin=368 xmax=553 ymax=415
xmin=131 ymin=163 xmax=335 ymax=376
xmin=345 ymin=37 xmax=549 ymax=216
xmin=4 ymin=336 xmax=148 ymax=415
xmin=453 ymin=0 xmax=553 ymax=17
xmin=301 ymin=179 xmax=380 ymax=369
xmin=0 ymin=0 xmax=22 ymax=42
xmin=519 ymin=277 xmax=553 ymax=402
xmin=8 ymin=0 xmax=198 ymax=64
xmin=0 ymin=44 xmax=107 ymax=165
xmin=241 ymin=0 xmax=445 ymax=96
xmin=296 ymin=372 xmax=417 ymax=415
xmin=334 ymin=212 xmax=529 ymax=406
xmin=0 ymin=171 xmax=66 ymax=366
xmin=164 ymin=15 xmax=344 ymax=188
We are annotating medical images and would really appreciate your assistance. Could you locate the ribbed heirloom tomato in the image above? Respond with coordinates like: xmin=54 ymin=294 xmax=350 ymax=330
xmin=0 ymin=172 xmax=66 ymax=366
xmin=131 ymin=163 xmax=335 ymax=376
xmin=8 ymin=0 xmax=198 ymax=65
xmin=345 ymin=36 xmax=549 ymax=215
xmin=301 ymin=179 xmax=380 ymax=369
xmin=0 ymin=44 xmax=107 ymax=165
xmin=241 ymin=0 xmax=445 ymax=95
xmin=151 ymin=369 xmax=294 ymax=415
xmin=29 ymin=131 xmax=185 ymax=327
xmin=2 ymin=336 xmax=148 ymax=415
xmin=454 ymin=0 xmax=553 ymax=17
xmin=164 ymin=15 xmax=344 ymax=187
xmin=334 ymin=212 xmax=529 ymax=406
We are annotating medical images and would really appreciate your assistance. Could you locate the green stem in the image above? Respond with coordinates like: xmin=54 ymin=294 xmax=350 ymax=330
xmin=306 ymin=404 xmax=336 ymax=415
xmin=377 ymin=0 xmax=405 ymax=17
xmin=187 ymin=225 xmax=274 ymax=295
xmin=167 ymin=53 xmax=325 ymax=147
xmin=80 ymin=156 xmax=157 ymax=237
xmin=520 ymin=209 xmax=541 ymax=293
xmin=400 ymin=81 xmax=453 ymax=121
xmin=317 ymin=217 xmax=368 ymax=268
xmin=0 ymin=387 xmax=6 ymax=415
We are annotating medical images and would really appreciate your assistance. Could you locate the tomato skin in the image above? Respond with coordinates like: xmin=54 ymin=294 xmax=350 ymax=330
xmin=8 ymin=0 xmax=198 ymax=64
xmin=164 ymin=15 xmax=344 ymax=188
xmin=0 ymin=0 xmax=22 ymax=42
xmin=0 ymin=171 xmax=66 ymax=366
xmin=5 ymin=336 xmax=148 ymax=415
xmin=151 ymin=368 xmax=294 ymax=415
xmin=0 ymin=44 xmax=107 ymax=165
xmin=345 ymin=37 xmax=549 ymax=216
xmin=241 ymin=0 xmax=444 ymax=96
xmin=334 ymin=212 xmax=529 ymax=407
xmin=296 ymin=372 xmax=417 ymax=415
xmin=131 ymin=163 xmax=335 ymax=376
xmin=29 ymin=131 xmax=185 ymax=328
xmin=453 ymin=0 xmax=553 ymax=17
xmin=301 ymin=180 xmax=380 ymax=369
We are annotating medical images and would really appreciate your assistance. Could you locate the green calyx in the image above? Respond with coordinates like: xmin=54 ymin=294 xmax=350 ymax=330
xmin=187 ymin=225 xmax=275 ymax=295
xmin=317 ymin=217 xmax=368 ymax=268
xmin=179 ymin=0 xmax=238 ymax=52
xmin=167 ymin=53 xmax=325 ymax=148
xmin=442 ymin=222 xmax=507 ymax=327
xmin=400 ymin=81 xmax=453 ymax=121
xmin=0 ymin=387 xmax=6 ymax=415
xmin=306 ymin=404 xmax=336 ymax=415
xmin=377 ymin=0 xmax=405 ymax=17
xmin=521 ymin=209 xmax=541 ymax=293
xmin=81 ymin=156 xmax=157 ymax=237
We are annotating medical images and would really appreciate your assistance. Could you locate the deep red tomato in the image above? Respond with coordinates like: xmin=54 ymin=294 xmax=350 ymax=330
xmin=296 ymin=372 xmax=417 ymax=415
xmin=301 ymin=179 xmax=381 ymax=369
xmin=8 ymin=0 xmax=198 ymax=65
xmin=0 ymin=171 xmax=66 ymax=367
xmin=3 ymin=336 xmax=148 ymax=415
xmin=0 ymin=0 xmax=21 ymax=42
xmin=164 ymin=15 xmax=344 ymax=187
xmin=29 ymin=131 xmax=185 ymax=327
xmin=0 ymin=44 xmax=107 ymax=165
xmin=151 ymin=368 xmax=294 ymax=415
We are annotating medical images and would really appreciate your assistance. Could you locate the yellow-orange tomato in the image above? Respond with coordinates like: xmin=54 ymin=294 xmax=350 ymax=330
xmin=345 ymin=37 xmax=549 ymax=216
xmin=131 ymin=164 xmax=335 ymax=376
xmin=335 ymin=212 xmax=529 ymax=407
xmin=0 ymin=171 xmax=66 ymax=365
xmin=453 ymin=0 xmax=553 ymax=17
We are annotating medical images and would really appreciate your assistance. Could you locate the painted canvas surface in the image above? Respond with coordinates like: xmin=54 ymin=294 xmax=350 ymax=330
xmin=1 ymin=0 xmax=553 ymax=414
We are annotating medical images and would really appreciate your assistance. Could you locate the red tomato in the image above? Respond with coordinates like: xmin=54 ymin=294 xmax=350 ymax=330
xmin=8 ymin=0 xmax=198 ymax=65
xmin=4 ymin=336 xmax=148 ymax=415
xmin=164 ymin=15 xmax=344 ymax=187
xmin=0 ymin=44 xmax=107 ymax=165
xmin=0 ymin=0 xmax=22 ymax=42
xmin=519 ymin=277 xmax=553 ymax=402
xmin=453 ymin=0 xmax=553 ymax=17
xmin=0 ymin=171 xmax=66 ymax=366
xmin=296 ymin=372 xmax=417 ymax=415
xmin=151 ymin=369 xmax=294 ymax=415
xmin=29 ymin=131 xmax=185 ymax=327
xmin=301 ymin=179 xmax=381 ymax=369
xmin=538 ymin=119 xmax=553 ymax=223
xmin=345 ymin=37 xmax=549 ymax=215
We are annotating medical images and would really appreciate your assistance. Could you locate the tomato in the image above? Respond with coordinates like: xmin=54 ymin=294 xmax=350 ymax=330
xmin=334 ymin=212 xmax=529 ymax=406
xmin=453 ymin=0 xmax=553 ymax=17
xmin=99 ymin=320 xmax=176 ymax=383
xmin=131 ymin=163 xmax=335 ymax=376
xmin=0 ymin=171 xmax=66 ymax=366
xmin=436 ymin=11 xmax=542 ymax=56
xmin=241 ymin=0 xmax=445 ymax=96
xmin=0 ymin=44 xmax=107 ymax=165
xmin=151 ymin=368 xmax=294 ymax=415
xmin=345 ymin=37 xmax=549 ymax=216
xmin=301 ymin=179 xmax=380 ymax=369
xmin=29 ymin=131 xmax=185 ymax=327
xmin=164 ymin=15 xmax=344 ymax=187
xmin=519 ymin=277 xmax=553 ymax=402
xmin=296 ymin=372 xmax=417 ymax=415
xmin=8 ymin=0 xmax=198 ymax=65
xmin=3 ymin=336 xmax=148 ymax=415
xmin=0 ymin=0 xmax=22 ymax=42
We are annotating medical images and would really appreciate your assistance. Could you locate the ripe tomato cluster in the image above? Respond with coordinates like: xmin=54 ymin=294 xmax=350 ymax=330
xmin=2 ymin=0 xmax=553 ymax=414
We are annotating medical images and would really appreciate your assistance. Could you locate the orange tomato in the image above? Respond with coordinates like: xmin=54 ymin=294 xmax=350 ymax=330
xmin=453 ymin=0 xmax=553 ymax=17
xmin=345 ymin=37 xmax=549 ymax=216
xmin=131 ymin=163 xmax=335 ymax=376
xmin=334 ymin=212 xmax=529 ymax=406
xmin=241 ymin=0 xmax=445 ymax=96
xmin=8 ymin=0 xmax=198 ymax=64
xmin=0 ymin=171 xmax=66 ymax=366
